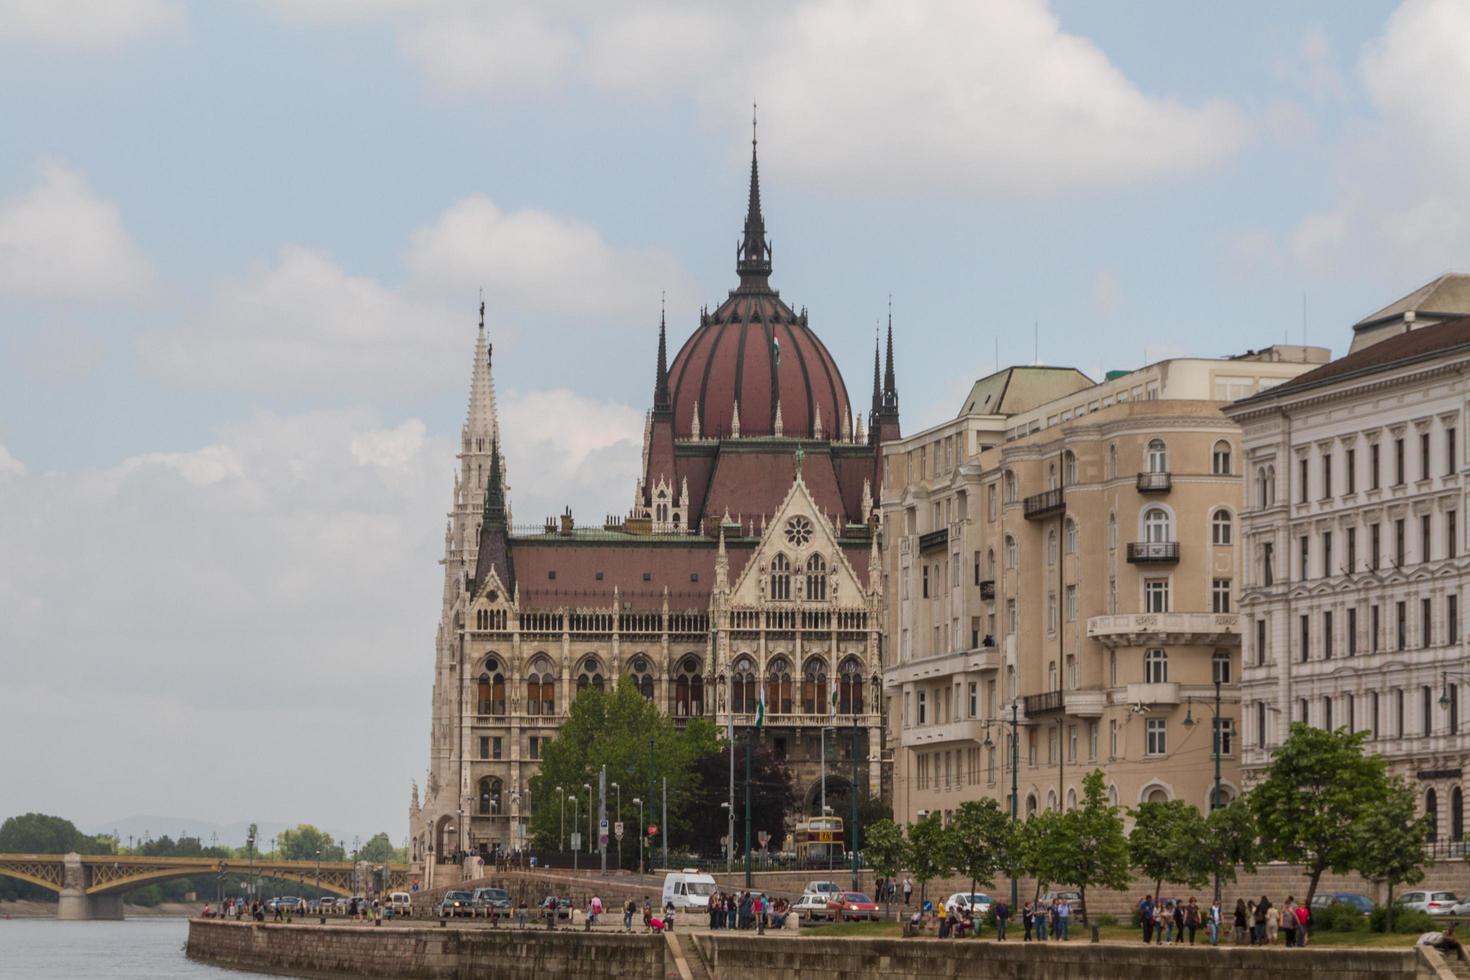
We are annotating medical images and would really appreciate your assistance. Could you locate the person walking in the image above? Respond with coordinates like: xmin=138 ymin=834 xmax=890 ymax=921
xmin=624 ymin=897 xmax=635 ymax=933
xmin=589 ymin=894 xmax=603 ymax=928
xmin=1056 ymin=898 xmax=1070 ymax=941
xmin=1139 ymin=895 xmax=1155 ymax=944
xmin=994 ymin=898 xmax=1009 ymax=941
xmin=1161 ymin=901 xmax=1174 ymax=945
xmin=1207 ymin=898 xmax=1221 ymax=946
xmin=1232 ymin=898 xmax=1247 ymax=945
xmin=903 ymin=878 xmax=913 ymax=907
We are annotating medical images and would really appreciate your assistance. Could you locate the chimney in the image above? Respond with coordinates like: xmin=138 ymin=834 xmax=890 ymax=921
xmin=559 ymin=507 xmax=574 ymax=536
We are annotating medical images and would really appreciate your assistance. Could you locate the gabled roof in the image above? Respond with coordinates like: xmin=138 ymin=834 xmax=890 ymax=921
xmin=958 ymin=366 xmax=1092 ymax=417
xmin=1354 ymin=273 xmax=1470 ymax=331
xmin=1234 ymin=314 xmax=1470 ymax=405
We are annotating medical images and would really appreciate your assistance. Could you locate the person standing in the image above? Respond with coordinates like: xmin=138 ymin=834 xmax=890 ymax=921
xmin=1253 ymin=896 xmax=1269 ymax=945
xmin=1232 ymin=898 xmax=1247 ymax=945
xmin=1295 ymin=900 xmax=1310 ymax=947
xmin=993 ymin=898 xmax=1009 ymax=941
xmin=903 ymin=878 xmax=913 ymax=907
xmin=1184 ymin=898 xmax=1199 ymax=945
xmin=1022 ymin=900 xmax=1033 ymax=942
xmin=1034 ymin=899 xmax=1048 ymax=942
xmin=1056 ymin=898 xmax=1070 ymax=941
xmin=1139 ymin=895 xmax=1155 ymax=945
xmin=1278 ymin=899 xmax=1292 ymax=947
xmin=624 ymin=897 xmax=636 ymax=933
xmin=1207 ymin=898 xmax=1220 ymax=946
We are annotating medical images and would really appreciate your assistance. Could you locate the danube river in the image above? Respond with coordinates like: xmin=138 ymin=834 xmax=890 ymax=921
xmin=0 ymin=919 xmax=288 ymax=980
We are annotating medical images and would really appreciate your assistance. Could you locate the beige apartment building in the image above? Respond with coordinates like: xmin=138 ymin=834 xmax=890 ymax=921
xmin=882 ymin=348 xmax=1329 ymax=826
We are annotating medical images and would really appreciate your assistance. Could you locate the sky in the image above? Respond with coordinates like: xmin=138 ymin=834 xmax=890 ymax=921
xmin=2 ymin=0 xmax=1467 ymax=842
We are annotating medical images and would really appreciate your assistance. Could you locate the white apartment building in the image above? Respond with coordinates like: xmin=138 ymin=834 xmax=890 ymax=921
xmin=1227 ymin=275 xmax=1470 ymax=844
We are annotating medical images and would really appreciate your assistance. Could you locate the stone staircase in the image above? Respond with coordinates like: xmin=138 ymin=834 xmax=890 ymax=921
xmin=663 ymin=931 xmax=713 ymax=980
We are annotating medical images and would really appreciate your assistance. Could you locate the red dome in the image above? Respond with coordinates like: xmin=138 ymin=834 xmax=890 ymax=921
xmin=668 ymin=289 xmax=851 ymax=441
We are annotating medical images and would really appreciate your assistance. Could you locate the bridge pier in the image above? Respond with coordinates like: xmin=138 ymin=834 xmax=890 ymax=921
xmin=57 ymin=853 xmax=124 ymax=920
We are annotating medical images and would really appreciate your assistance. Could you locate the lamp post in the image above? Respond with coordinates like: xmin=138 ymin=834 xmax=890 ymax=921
xmin=1009 ymin=700 xmax=1019 ymax=911
xmin=744 ymin=726 xmax=753 ymax=888
xmin=851 ymin=712 xmax=861 ymax=891
xmin=1182 ymin=674 xmax=1226 ymax=904
xmin=611 ymin=782 xmax=622 ymax=871
xmin=315 ymin=848 xmax=321 ymax=895
xmin=569 ymin=795 xmax=579 ymax=872
xmin=584 ymin=783 xmax=594 ymax=855
xmin=556 ymin=785 xmax=565 ymax=851
xmin=720 ymin=803 xmax=732 ymax=873
xmin=247 ymin=830 xmax=257 ymax=903
xmin=633 ymin=798 xmax=644 ymax=876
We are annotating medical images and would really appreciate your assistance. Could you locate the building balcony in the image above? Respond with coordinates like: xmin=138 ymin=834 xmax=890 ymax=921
xmin=918 ymin=528 xmax=949 ymax=553
xmin=1086 ymin=612 xmax=1240 ymax=647
xmin=1122 ymin=682 xmax=1180 ymax=710
xmin=979 ymin=579 xmax=996 ymax=600
xmin=901 ymin=719 xmax=991 ymax=749
xmin=1136 ymin=471 xmax=1172 ymax=493
xmin=884 ymin=647 xmax=1001 ymax=687
xmin=1022 ymin=689 xmax=1064 ymax=715
xmin=1063 ymin=690 xmax=1107 ymax=718
xmin=1126 ymin=541 xmax=1180 ymax=563
xmin=1023 ymin=488 xmax=1065 ymax=520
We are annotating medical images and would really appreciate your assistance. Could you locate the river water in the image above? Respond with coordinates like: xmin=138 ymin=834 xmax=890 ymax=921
xmin=0 ymin=918 xmax=293 ymax=980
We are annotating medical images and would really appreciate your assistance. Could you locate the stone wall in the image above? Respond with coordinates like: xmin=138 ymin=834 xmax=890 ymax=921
xmin=695 ymin=935 xmax=1445 ymax=980
xmin=186 ymin=919 xmax=667 ymax=980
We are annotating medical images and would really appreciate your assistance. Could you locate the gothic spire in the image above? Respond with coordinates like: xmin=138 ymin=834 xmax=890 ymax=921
xmin=483 ymin=438 xmax=506 ymax=526
xmin=736 ymin=102 xmax=772 ymax=288
xmin=653 ymin=293 xmax=672 ymax=413
xmin=870 ymin=326 xmax=881 ymax=425
xmin=882 ymin=301 xmax=898 ymax=413
xmin=464 ymin=296 xmax=501 ymax=448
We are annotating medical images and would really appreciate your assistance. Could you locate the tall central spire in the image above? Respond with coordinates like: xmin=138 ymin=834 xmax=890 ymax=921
xmin=653 ymin=292 xmax=671 ymax=413
xmin=736 ymin=101 xmax=772 ymax=288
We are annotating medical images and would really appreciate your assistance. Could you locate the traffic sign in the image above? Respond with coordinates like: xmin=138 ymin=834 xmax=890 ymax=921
xmin=599 ymin=820 xmax=609 ymax=847
xmin=647 ymin=823 xmax=658 ymax=837
xmin=614 ymin=821 xmax=624 ymax=841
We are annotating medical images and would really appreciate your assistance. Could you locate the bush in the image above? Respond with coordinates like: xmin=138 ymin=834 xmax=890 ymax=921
xmin=1094 ymin=913 xmax=1119 ymax=927
xmin=1369 ymin=905 xmax=1436 ymax=934
xmin=1315 ymin=902 xmax=1369 ymax=933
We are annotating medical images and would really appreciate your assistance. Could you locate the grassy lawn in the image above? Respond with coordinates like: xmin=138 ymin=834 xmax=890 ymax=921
xmin=802 ymin=919 xmax=1419 ymax=948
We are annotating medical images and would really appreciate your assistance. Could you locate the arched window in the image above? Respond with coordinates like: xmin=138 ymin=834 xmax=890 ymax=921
xmin=1047 ymin=530 xmax=1058 ymax=566
xmin=770 ymin=554 xmax=791 ymax=601
xmin=1147 ymin=439 xmax=1168 ymax=473
xmin=765 ymin=657 xmax=793 ymax=715
xmin=478 ymin=777 xmax=503 ymax=816
xmin=1144 ymin=648 xmax=1168 ymax=684
xmin=1145 ymin=786 xmax=1170 ymax=804
xmin=1004 ymin=535 xmax=1018 ymax=569
xmin=1025 ymin=793 xmax=1038 ymax=817
xmin=1063 ymin=450 xmax=1078 ymax=486
xmin=986 ymin=548 xmax=995 ymax=577
xmin=1046 ymin=789 xmax=1058 ymax=812
xmin=804 ymin=553 xmax=827 ymax=601
xmin=801 ymin=657 xmax=828 ymax=715
xmin=1143 ymin=507 xmax=1173 ymax=543
xmin=526 ymin=658 xmax=555 ymax=716
xmin=1213 ymin=440 xmax=1232 ymax=475
xmin=1256 ymin=468 xmax=1268 ymax=508
xmin=673 ymin=656 xmax=703 ymax=717
xmin=1064 ymin=518 xmax=1079 ymax=555
xmin=478 ymin=657 xmax=506 ymax=714
xmin=731 ymin=657 xmax=756 ymax=715
xmin=1108 ymin=444 xmax=1118 ymax=479
xmin=576 ymin=658 xmax=605 ymax=696
xmin=1427 ymin=788 xmax=1440 ymax=842
xmin=1454 ymin=786 xmax=1464 ymax=843
xmin=1212 ymin=509 xmax=1233 ymax=545
xmin=838 ymin=658 xmax=864 ymax=714
xmin=1003 ymin=470 xmax=1017 ymax=503
xmin=1265 ymin=465 xmax=1276 ymax=506
xmin=628 ymin=656 xmax=654 ymax=700
xmin=1108 ymin=785 xmax=1120 ymax=807
xmin=1066 ymin=787 xmax=1077 ymax=811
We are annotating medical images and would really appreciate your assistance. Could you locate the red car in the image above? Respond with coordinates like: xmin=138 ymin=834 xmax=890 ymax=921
xmin=825 ymin=892 xmax=880 ymax=922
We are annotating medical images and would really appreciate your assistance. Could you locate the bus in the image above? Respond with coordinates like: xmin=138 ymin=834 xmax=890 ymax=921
xmin=794 ymin=817 xmax=844 ymax=865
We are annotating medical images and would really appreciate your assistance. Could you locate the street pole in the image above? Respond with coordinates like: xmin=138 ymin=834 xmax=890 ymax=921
xmin=612 ymin=781 xmax=621 ymax=872
xmin=570 ymin=795 xmax=579 ymax=872
xmin=1213 ymin=676 xmax=1223 ymax=906
xmin=585 ymin=783 xmax=594 ymax=856
xmin=743 ymin=733 xmax=752 ymax=888
xmin=662 ymin=777 xmax=668 ymax=870
xmin=820 ymin=725 xmax=826 ymax=818
xmin=599 ymin=768 xmax=607 ymax=874
xmin=850 ymin=714 xmax=860 ymax=891
xmin=557 ymin=785 xmax=565 ymax=852
xmin=1010 ymin=701 xmax=1019 ymax=911
xmin=634 ymin=798 xmax=644 ymax=876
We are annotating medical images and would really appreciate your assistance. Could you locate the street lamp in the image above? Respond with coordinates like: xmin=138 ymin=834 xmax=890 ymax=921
xmin=1009 ymin=701 xmax=1019 ymax=911
xmin=611 ymin=782 xmax=622 ymax=871
xmin=1181 ymin=672 xmax=1226 ymax=904
xmin=556 ymin=785 xmax=565 ymax=851
xmin=247 ymin=830 xmax=257 ymax=903
xmin=315 ymin=848 xmax=321 ymax=895
xmin=633 ymin=798 xmax=644 ymax=876
xmin=583 ymin=783 xmax=594 ymax=855
xmin=568 ymin=794 xmax=580 ymax=871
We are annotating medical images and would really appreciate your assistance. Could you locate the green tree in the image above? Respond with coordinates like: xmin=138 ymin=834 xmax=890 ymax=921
xmin=1197 ymin=798 xmax=1260 ymax=900
xmin=527 ymin=679 xmax=719 ymax=855
xmin=278 ymin=825 xmax=344 ymax=862
xmin=0 ymin=813 xmax=112 ymax=901
xmin=1354 ymin=776 xmax=1428 ymax=932
xmin=1251 ymin=723 xmax=1393 ymax=907
xmin=1055 ymin=771 xmax=1130 ymax=923
xmin=862 ymin=818 xmax=909 ymax=911
xmin=1128 ymin=799 xmax=1209 ymax=899
xmin=905 ymin=813 xmax=953 ymax=905
xmin=359 ymin=833 xmax=397 ymax=864
xmin=947 ymin=799 xmax=1013 ymax=907
xmin=687 ymin=739 xmax=793 ymax=860
xmin=1016 ymin=809 xmax=1066 ymax=902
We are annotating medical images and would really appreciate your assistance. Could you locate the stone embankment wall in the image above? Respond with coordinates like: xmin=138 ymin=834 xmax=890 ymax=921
xmin=186 ymin=919 xmax=667 ymax=980
xmin=695 ymin=935 xmax=1448 ymax=980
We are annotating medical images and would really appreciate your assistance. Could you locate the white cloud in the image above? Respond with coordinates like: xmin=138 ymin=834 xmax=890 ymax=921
xmin=0 ymin=0 xmax=179 ymax=47
xmin=10 ymin=319 xmax=107 ymax=384
xmin=138 ymin=245 xmax=467 ymax=398
xmin=498 ymin=387 xmax=644 ymax=522
xmin=0 ymin=162 xmax=151 ymax=300
xmin=1092 ymin=270 xmax=1121 ymax=318
xmin=352 ymin=418 xmax=427 ymax=468
xmin=407 ymin=194 xmax=695 ymax=316
xmin=0 ymin=443 xmax=24 ymax=477
xmin=271 ymin=0 xmax=1248 ymax=194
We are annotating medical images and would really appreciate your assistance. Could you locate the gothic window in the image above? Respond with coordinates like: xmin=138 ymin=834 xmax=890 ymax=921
xmin=801 ymin=657 xmax=828 ymax=715
xmin=784 ymin=516 xmax=814 ymax=547
xmin=765 ymin=657 xmax=793 ymax=715
xmin=478 ymin=657 xmax=506 ymax=715
xmin=1047 ymin=530 xmax=1058 ymax=565
xmin=576 ymin=658 xmax=605 ymax=696
xmin=731 ymin=656 xmax=756 ymax=714
xmin=804 ymin=553 xmax=827 ymax=601
xmin=770 ymin=553 xmax=792 ymax=600
xmin=838 ymin=657 xmax=864 ymax=714
xmin=526 ymin=658 xmax=555 ymax=716
xmin=629 ymin=655 xmax=655 ymax=700
xmin=673 ymin=656 xmax=704 ymax=717
xmin=478 ymin=777 xmax=502 ymax=816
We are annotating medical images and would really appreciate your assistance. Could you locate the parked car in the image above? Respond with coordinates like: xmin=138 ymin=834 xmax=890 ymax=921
xmin=1311 ymin=893 xmax=1374 ymax=914
xmin=539 ymin=896 xmax=573 ymax=920
xmin=438 ymin=890 xmax=474 ymax=917
xmin=1448 ymin=898 xmax=1470 ymax=917
xmin=472 ymin=887 xmax=511 ymax=917
xmin=825 ymin=892 xmax=880 ymax=922
xmin=792 ymin=893 xmax=832 ymax=922
xmin=662 ymin=871 xmax=718 ymax=910
xmin=1398 ymin=890 xmax=1460 ymax=916
xmin=267 ymin=896 xmax=305 ymax=913
xmin=335 ymin=897 xmax=351 ymax=913
xmin=944 ymin=893 xmax=994 ymax=916
xmin=388 ymin=892 xmax=414 ymax=917
xmin=1039 ymin=890 xmax=1085 ymax=917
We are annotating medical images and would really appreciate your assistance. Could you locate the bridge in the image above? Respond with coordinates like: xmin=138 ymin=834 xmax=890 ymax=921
xmin=0 ymin=852 xmax=411 ymax=920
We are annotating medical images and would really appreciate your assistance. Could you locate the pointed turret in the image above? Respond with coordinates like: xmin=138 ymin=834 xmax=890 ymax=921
xmin=869 ymin=329 xmax=882 ymax=432
xmin=473 ymin=438 xmax=515 ymax=596
xmin=653 ymin=297 xmax=672 ymax=414
xmin=882 ymin=307 xmax=898 ymax=411
xmin=736 ymin=104 xmax=772 ymax=289
xmin=465 ymin=298 xmax=501 ymax=451
xmin=731 ymin=400 xmax=741 ymax=438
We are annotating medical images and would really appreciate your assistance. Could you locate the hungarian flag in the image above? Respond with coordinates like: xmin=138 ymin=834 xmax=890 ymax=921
xmin=756 ymin=683 xmax=766 ymax=731
xmin=772 ymin=335 xmax=781 ymax=370
xmin=830 ymin=672 xmax=839 ymax=718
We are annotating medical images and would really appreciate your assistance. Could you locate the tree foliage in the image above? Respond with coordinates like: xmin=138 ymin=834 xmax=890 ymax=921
xmin=1251 ymin=723 xmax=1393 ymax=906
xmin=862 ymin=818 xmax=909 ymax=890
xmin=1016 ymin=809 xmax=1066 ymax=901
xmin=686 ymin=738 xmax=793 ymax=858
xmin=1353 ymin=776 xmax=1428 ymax=931
xmin=1055 ymin=770 xmax=1130 ymax=922
xmin=358 ymin=833 xmax=397 ymax=864
xmin=904 ymin=813 xmax=953 ymax=903
xmin=1198 ymin=798 xmax=1259 ymax=892
xmin=0 ymin=814 xmax=113 ymax=901
xmin=527 ymin=679 xmax=718 ymax=854
xmin=947 ymin=798 xmax=1013 ymax=900
xmin=279 ymin=824 xmax=345 ymax=862
xmin=1129 ymin=799 xmax=1209 ymax=897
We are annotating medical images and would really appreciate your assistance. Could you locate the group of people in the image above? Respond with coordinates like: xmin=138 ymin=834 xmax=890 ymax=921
xmin=1016 ymin=897 xmax=1074 ymax=941
xmin=200 ymin=899 xmax=265 ymax=922
xmin=706 ymin=891 xmax=788 ymax=932
xmin=1228 ymin=895 xmax=1310 ymax=947
xmin=1137 ymin=895 xmax=1215 ymax=945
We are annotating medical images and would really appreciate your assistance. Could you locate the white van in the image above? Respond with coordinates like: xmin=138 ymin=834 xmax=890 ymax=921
xmin=661 ymin=870 xmax=718 ymax=910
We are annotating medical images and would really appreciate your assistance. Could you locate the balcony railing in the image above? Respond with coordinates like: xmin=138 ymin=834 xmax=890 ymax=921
xmin=1023 ymin=488 xmax=1065 ymax=520
xmin=918 ymin=528 xmax=949 ymax=553
xmin=1137 ymin=471 xmax=1172 ymax=493
xmin=979 ymin=579 xmax=996 ymax=600
xmin=1022 ymin=689 xmax=1064 ymax=715
xmin=1127 ymin=541 xmax=1180 ymax=563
